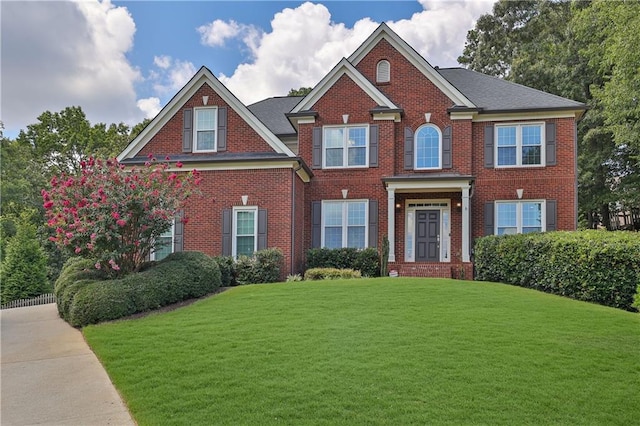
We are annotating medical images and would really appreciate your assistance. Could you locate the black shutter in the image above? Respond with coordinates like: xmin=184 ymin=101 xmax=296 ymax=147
xmin=182 ymin=108 xmax=193 ymax=153
xmin=173 ymin=210 xmax=184 ymax=252
xmin=545 ymin=122 xmax=556 ymax=166
xmin=484 ymin=125 xmax=494 ymax=168
xmin=311 ymin=201 xmax=322 ymax=248
xmin=442 ymin=125 xmax=452 ymax=169
xmin=257 ymin=209 xmax=267 ymax=250
xmin=546 ymin=200 xmax=557 ymax=231
xmin=217 ymin=107 xmax=227 ymax=152
xmin=312 ymin=127 xmax=322 ymax=169
xmin=404 ymin=126 xmax=413 ymax=170
xmin=222 ymin=209 xmax=232 ymax=256
xmin=368 ymin=200 xmax=378 ymax=248
xmin=369 ymin=124 xmax=379 ymax=167
xmin=484 ymin=202 xmax=495 ymax=236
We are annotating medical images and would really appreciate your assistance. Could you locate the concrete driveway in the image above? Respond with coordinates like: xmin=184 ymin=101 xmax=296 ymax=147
xmin=1 ymin=304 xmax=135 ymax=425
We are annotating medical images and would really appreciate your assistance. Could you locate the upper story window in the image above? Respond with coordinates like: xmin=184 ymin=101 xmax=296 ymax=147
xmin=376 ymin=60 xmax=390 ymax=83
xmin=194 ymin=107 xmax=218 ymax=152
xmin=415 ymin=124 xmax=442 ymax=169
xmin=323 ymin=125 xmax=368 ymax=168
xmin=496 ymin=201 xmax=544 ymax=235
xmin=322 ymin=200 xmax=368 ymax=249
xmin=496 ymin=123 xmax=544 ymax=167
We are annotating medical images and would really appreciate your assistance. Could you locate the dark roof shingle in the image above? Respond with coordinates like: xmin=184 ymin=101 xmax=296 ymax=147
xmin=248 ymin=96 xmax=303 ymax=136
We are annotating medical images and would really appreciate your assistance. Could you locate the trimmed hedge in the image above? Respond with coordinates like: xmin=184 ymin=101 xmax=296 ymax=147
xmin=235 ymin=248 xmax=284 ymax=285
xmin=55 ymin=251 xmax=221 ymax=327
xmin=213 ymin=256 xmax=236 ymax=286
xmin=304 ymin=268 xmax=362 ymax=280
xmin=475 ymin=231 xmax=640 ymax=311
xmin=306 ymin=247 xmax=380 ymax=277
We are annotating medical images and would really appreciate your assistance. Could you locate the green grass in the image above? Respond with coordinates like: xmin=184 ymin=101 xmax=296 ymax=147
xmin=84 ymin=278 xmax=640 ymax=425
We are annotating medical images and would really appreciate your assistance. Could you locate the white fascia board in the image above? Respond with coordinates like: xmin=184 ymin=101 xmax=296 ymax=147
xmin=385 ymin=179 xmax=472 ymax=193
xmin=348 ymin=23 xmax=476 ymax=109
xmin=472 ymin=110 xmax=581 ymax=122
xmin=118 ymin=67 xmax=295 ymax=161
xmin=164 ymin=159 xmax=312 ymax=182
xmin=290 ymin=58 xmax=398 ymax=114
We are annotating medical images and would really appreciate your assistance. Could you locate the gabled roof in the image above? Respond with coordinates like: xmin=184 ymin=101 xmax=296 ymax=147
xmin=248 ymin=96 xmax=303 ymax=136
xmin=290 ymin=58 xmax=399 ymax=114
xmin=437 ymin=68 xmax=586 ymax=113
xmin=348 ymin=22 xmax=475 ymax=108
xmin=117 ymin=66 xmax=296 ymax=161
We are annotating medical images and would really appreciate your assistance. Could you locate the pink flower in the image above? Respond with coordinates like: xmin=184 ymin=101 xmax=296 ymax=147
xmin=48 ymin=236 xmax=58 ymax=242
xmin=65 ymin=232 xmax=73 ymax=239
xmin=111 ymin=212 xmax=120 ymax=219
xmin=168 ymin=173 xmax=177 ymax=181
xmin=116 ymin=219 xmax=127 ymax=227
xmin=75 ymin=247 xmax=82 ymax=254
xmin=86 ymin=243 xmax=94 ymax=250
xmin=165 ymin=156 xmax=171 ymax=161
xmin=176 ymin=161 xmax=183 ymax=168
xmin=147 ymin=153 xmax=154 ymax=159
xmin=43 ymin=201 xmax=54 ymax=209
xmin=95 ymin=262 xmax=101 ymax=270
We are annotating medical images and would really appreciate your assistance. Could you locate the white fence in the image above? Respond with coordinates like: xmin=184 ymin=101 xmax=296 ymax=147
xmin=1 ymin=293 xmax=56 ymax=310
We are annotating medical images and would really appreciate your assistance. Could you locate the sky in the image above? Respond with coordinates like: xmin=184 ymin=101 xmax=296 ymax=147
xmin=1 ymin=0 xmax=494 ymax=138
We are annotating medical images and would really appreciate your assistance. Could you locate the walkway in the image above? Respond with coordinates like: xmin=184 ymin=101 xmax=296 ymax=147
xmin=1 ymin=303 xmax=135 ymax=425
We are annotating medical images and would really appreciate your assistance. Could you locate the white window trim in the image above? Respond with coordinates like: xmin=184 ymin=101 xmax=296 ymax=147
xmin=376 ymin=60 xmax=390 ymax=83
xmin=495 ymin=200 xmax=546 ymax=235
xmin=404 ymin=199 xmax=450 ymax=263
xmin=150 ymin=220 xmax=175 ymax=261
xmin=414 ymin=124 xmax=443 ymax=170
xmin=193 ymin=106 xmax=218 ymax=153
xmin=494 ymin=122 xmax=545 ymax=168
xmin=322 ymin=124 xmax=370 ymax=169
xmin=320 ymin=200 xmax=369 ymax=248
xmin=232 ymin=206 xmax=258 ymax=258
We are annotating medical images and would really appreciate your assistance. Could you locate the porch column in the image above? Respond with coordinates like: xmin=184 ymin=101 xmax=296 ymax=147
xmin=387 ymin=188 xmax=396 ymax=262
xmin=461 ymin=186 xmax=470 ymax=262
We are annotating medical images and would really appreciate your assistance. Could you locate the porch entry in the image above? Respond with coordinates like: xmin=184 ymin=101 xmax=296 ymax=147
xmin=415 ymin=210 xmax=440 ymax=261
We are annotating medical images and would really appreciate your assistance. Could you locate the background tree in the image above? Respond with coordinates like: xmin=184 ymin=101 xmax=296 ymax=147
xmin=288 ymin=87 xmax=313 ymax=96
xmin=1 ymin=211 xmax=49 ymax=304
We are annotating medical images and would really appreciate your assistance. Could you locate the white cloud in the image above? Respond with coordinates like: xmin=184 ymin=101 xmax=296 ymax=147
xmin=148 ymin=58 xmax=197 ymax=95
xmin=211 ymin=1 xmax=493 ymax=105
xmin=198 ymin=19 xmax=244 ymax=47
xmin=153 ymin=55 xmax=172 ymax=69
xmin=1 ymin=0 xmax=147 ymax=135
xmin=137 ymin=97 xmax=161 ymax=118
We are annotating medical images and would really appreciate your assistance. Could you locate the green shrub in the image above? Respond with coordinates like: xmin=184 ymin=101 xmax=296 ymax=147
xmin=304 ymin=268 xmax=362 ymax=280
xmin=306 ymin=247 xmax=380 ymax=277
xmin=475 ymin=231 xmax=640 ymax=311
xmin=59 ymin=251 xmax=221 ymax=327
xmin=1 ymin=216 xmax=50 ymax=304
xmin=213 ymin=256 xmax=236 ymax=286
xmin=235 ymin=248 xmax=284 ymax=285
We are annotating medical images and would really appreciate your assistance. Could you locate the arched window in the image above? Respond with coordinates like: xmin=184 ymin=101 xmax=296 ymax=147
xmin=376 ymin=60 xmax=390 ymax=83
xmin=415 ymin=124 xmax=442 ymax=169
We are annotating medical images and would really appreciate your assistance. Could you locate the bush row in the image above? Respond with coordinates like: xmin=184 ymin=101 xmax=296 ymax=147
xmin=304 ymin=268 xmax=362 ymax=280
xmin=306 ymin=247 xmax=380 ymax=277
xmin=55 ymin=251 xmax=221 ymax=327
xmin=475 ymin=230 xmax=640 ymax=311
xmin=213 ymin=248 xmax=284 ymax=286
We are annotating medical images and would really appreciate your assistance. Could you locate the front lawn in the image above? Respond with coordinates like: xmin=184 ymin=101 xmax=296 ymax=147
xmin=84 ymin=278 xmax=640 ymax=425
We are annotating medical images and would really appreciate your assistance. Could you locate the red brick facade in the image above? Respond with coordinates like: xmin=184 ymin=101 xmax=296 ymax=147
xmin=119 ymin=24 xmax=582 ymax=279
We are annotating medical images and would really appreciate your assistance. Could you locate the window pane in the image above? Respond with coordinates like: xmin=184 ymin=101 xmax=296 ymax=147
xmin=323 ymin=203 xmax=342 ymax=226
xmin=497 ymin=146 xmax=517 ymax=165
xmin=154 ymin=236 xmax=172 ymax=261
xmin=196 ymin=109 xmax=216 ymax=130
xmin=348 ymin=147 xmax=366 ymax=166
xmin=497 ymin=127 xmax=516 ymax=146
xmin=348 ymin=127 xmax=366 ymax=147
xmin=324 ymin=227 xmax=342 ymax=249
xmin=497 ymin=203 xmax=517 ymax=228
xmin=347 ymin=226 xmax=365 ymax=248
xmin=522 ymin=125 xmax=541 ymax=145
xmin=325 ymin=148 xmax=343 ymax=167
xmin=416 ymin=126 xmax=440 ymax=168
xmin=197 ymin=131 xmax=215 ymax=150
xmin=522 ymin=146 xmax=541 ymax=165
xmin=522 ymin=202 xmax=542 ymax=231
xmin=236 ymin=211 xmax=255 ymax=235
xmin=324 ymin=128 xmax=344 ymax=148
xmin=347 ymin=202 xmax=366 ymax=226
xmin=236 ymin=236 xmax=255 ymax=256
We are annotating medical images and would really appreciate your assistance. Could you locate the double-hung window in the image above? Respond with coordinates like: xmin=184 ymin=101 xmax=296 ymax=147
xmin=496 ymin=123 xmax=544 ymax=167
xmin=194 ymin=107 xmax=217 ymax=152
xmin=496 ymin=201 xmax=544 ymax=235
xmin=233 ymin=207 xmax=257 ymax=257
xmin=151 ymin=222 xmax=174 ymax=261
xmin=323 ymin=125 xmax=368 ymax=168
xmin=415 ymin=124 xmax=442 ymax=169
xmin=322 ymin=200 xmax=367 ymax=249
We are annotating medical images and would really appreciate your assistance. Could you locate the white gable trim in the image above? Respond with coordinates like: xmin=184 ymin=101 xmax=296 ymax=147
xmin=290 ymin=58 xmax=398 ymax=114
xmin=118 ymin=67 xmax=295 ymax=161
xmin=348 ymin=23 xmax=476 ymax=109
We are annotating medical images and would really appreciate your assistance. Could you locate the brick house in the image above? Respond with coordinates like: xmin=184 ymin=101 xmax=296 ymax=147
xmin=118 ymin=23 xmax=585 ymax=278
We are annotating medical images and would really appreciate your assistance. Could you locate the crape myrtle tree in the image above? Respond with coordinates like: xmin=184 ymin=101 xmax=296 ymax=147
xmin=43 ymin=156 xmax=201 ymax=277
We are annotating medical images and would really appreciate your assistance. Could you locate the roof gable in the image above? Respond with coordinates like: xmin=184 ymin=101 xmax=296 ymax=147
xmin=348 ymin=23 xmax=475 ymax=108
xmin=118 ymin=66 xmax=295 ymax=161
xmin=290 ymin=58 xmax=399 ymax=114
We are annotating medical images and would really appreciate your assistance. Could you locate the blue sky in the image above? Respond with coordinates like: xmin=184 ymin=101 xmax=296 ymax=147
xmin=1 ymin=1 xmax=494 ymax=138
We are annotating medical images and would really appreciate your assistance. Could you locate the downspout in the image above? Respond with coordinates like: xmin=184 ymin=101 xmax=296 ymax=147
xmin=291 ymin=164 xmax=301 ymax=274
